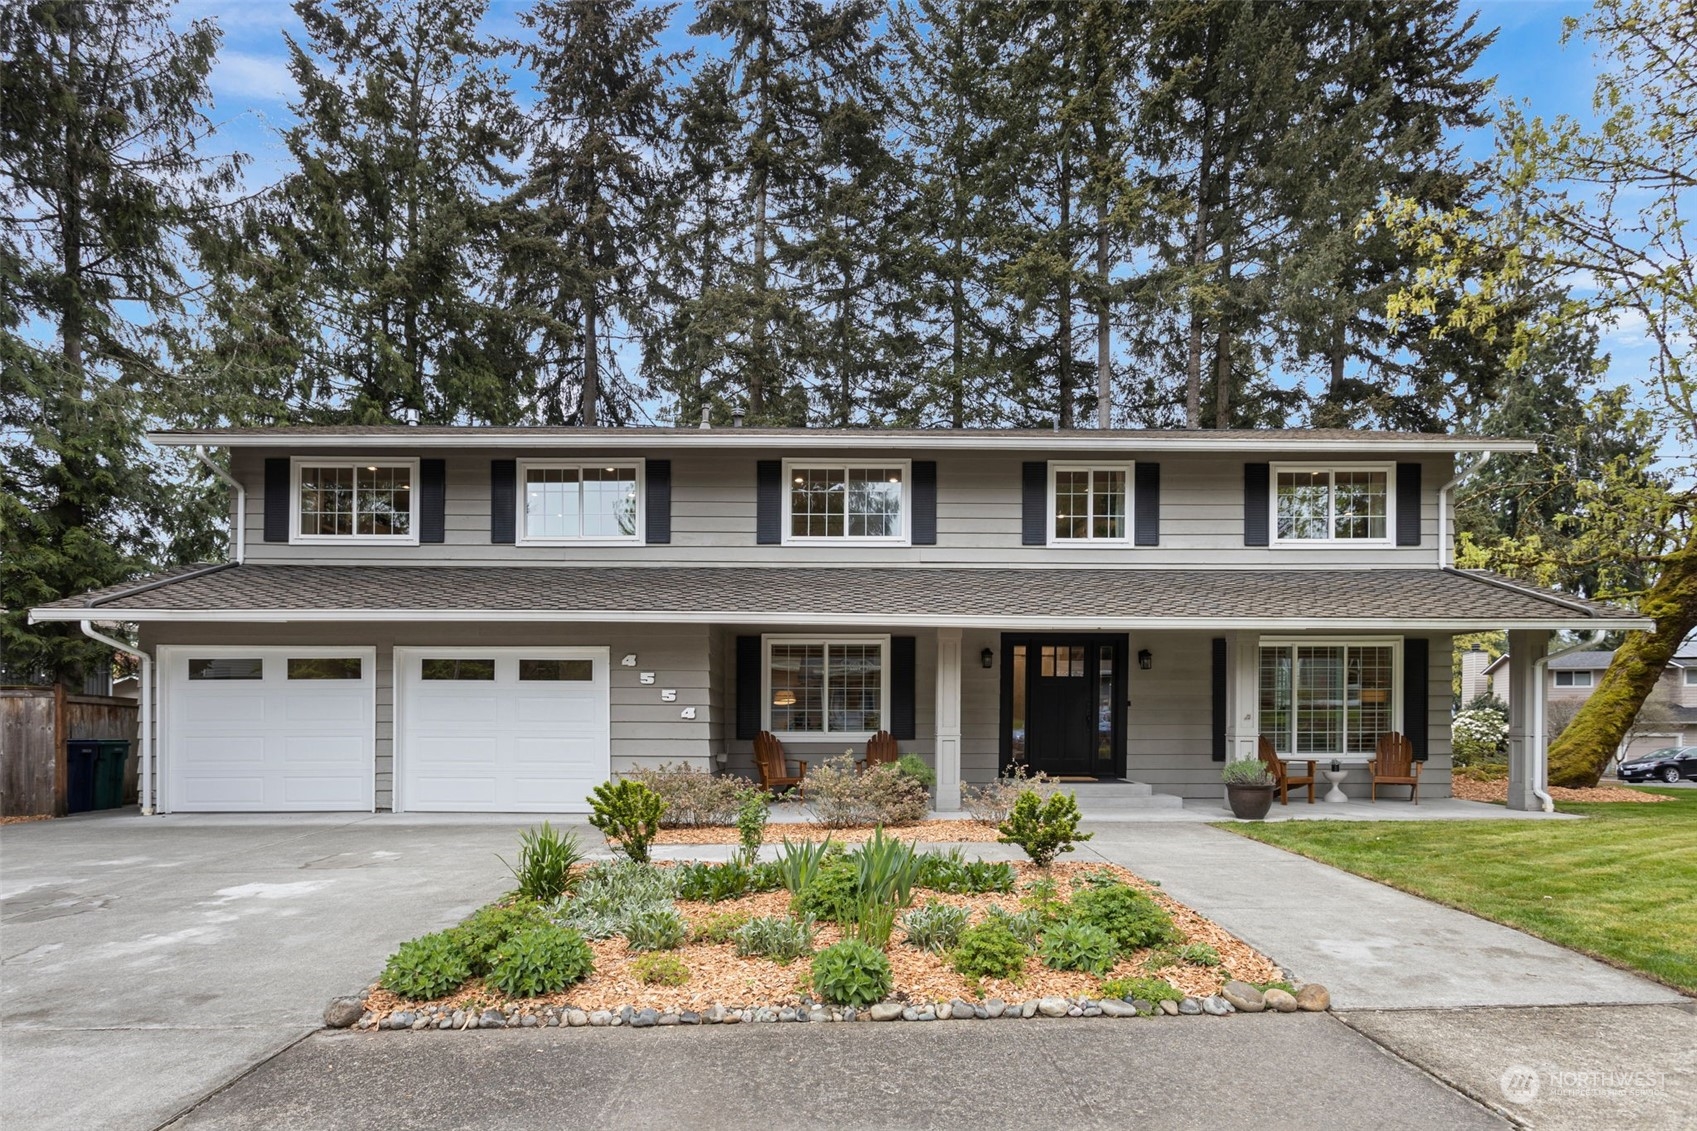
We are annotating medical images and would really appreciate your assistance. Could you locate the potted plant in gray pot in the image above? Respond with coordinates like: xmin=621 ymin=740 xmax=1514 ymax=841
xmin=1222 ymin=757 xmax=1277 ymax=820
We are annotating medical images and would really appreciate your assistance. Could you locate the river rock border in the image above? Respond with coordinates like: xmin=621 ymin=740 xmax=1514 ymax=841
xmin=326 ymin=979 xmax=1330 ymax=1031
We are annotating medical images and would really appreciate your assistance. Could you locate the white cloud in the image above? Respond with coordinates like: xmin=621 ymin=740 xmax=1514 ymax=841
xmin=211 ymin=49 xmax=295 ymax=104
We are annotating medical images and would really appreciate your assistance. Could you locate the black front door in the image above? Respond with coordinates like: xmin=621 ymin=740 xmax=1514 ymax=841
xmin=1001 ymin=634 xmax=1127 ymax=779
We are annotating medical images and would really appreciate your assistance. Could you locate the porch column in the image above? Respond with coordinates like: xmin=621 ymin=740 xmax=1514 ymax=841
xmin=1505 ymin=629 xmax=1548 ymax=811
xmin=1225 ymin=631 xmax=1260 ymax=762
xmin=934 ymin=628 xmax=963 ymax=811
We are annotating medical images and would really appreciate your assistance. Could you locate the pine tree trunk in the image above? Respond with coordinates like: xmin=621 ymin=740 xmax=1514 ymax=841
xmin=1548 ymin=530 xmax=1697 ymax=787
xmin=1057 ymin=155 xmax=1073 ymax=429
xmin=1185 ymin=107 xmax=1213 ymax=431
xmin=581 ymin=163 xmax=600 ymax=427
xmin=1212 ymin=168 xmax=1233 ymax=429
xmin=1096 ymin=221 xmax=1110 ymax=429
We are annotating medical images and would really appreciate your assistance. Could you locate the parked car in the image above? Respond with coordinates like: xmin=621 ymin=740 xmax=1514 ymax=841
xmin=1617 ymin=746 xmax=1697 ymax=784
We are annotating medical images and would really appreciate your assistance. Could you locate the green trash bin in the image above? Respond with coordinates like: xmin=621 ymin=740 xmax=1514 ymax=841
xmin=92 ymin=740 xmax=130 ymax=810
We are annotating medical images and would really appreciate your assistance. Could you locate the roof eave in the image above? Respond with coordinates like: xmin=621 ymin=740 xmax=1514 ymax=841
xmin=144 ymin=430 xmax=1539 ymax=454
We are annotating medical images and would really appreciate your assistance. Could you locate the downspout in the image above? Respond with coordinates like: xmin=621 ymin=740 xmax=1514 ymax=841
xmin=1531 ymin=631 xmax=1607 ymax=814
xmin=191 ymin=445 xmax=245 ymax=565
xmin=1438 ymin=452 xmax=1491 ymax=568
xmin=80 ymin=621 xmax=154 ymax=816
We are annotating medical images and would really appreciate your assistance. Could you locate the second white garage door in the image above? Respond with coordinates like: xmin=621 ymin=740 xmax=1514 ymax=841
xmin=395 ymin=647 xmax=610 ymax=812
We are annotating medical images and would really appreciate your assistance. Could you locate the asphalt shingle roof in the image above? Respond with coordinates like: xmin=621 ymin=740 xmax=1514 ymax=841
xmin=34 ymin=564 xmax=1643 ymax=626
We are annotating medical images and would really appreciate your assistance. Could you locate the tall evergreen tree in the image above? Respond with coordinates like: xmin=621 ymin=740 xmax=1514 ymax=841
xmin=199 ymin=0 xmax=521 ymax=425
xmin=502 ymin=0 xmax=684 ymax=426
xmin=0 ymin=0 xmax=238 ymax=681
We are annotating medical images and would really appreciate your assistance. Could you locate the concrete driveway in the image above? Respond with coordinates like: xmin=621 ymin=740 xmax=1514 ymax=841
xmin=0 ymin=810 xmax=559 ymax=1131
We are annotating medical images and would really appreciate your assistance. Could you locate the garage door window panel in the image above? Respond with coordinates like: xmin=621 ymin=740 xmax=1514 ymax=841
xmin=520 ymin=659 xmax=593 ymax=681
xmin=287 ymin=657 xmax=363 ymax=680
xmin=189 ymin=657 xmax=264 ymax=680
xmin=422 ymin=659 xmax=496 ymax=680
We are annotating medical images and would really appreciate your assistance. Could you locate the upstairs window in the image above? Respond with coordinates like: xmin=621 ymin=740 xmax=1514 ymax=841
xmin=1554 ymin=670 xmax=1594 ymax=688
xmin=1050 ymin=463 xmax=1131 ymax=543
xmin=294 ymin=460 xmax=416 ymax=542
xmin=1273 ymin=464 xmax=1391 ymax=543
xmin=519 ymin=461 xmax=641 ymax=543
xmin=784 ymin=462 xmax=908 ymax=542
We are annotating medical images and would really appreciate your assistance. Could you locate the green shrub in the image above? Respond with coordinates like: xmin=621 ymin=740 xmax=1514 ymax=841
xmin=622 ymin=762 xmax=748 ymax=827
xmin=807 ymin=755 xmax=930 ymax=828
xmin=674 ymin=860 xmax=752 ymax=903
xmin=1038 ymin=920 xmax=1117 ymax=975
xmin=1452 ymin=707 xmax=1509 ymax=768
xmin=895 ymin=753 xmax=936 ymax=789
xmin=623 ymin=907 xmax=689 ymax=951
xmin=901 ymin=902 xmax=969 ymax=953
xmin=997 ymin=790 xmax=1092 ymax=867
xmin=692 ymin=910 xmax=752 ymax=945
xmin=914 ymin=849 xmax=1018 ymax=894
xmin=852 ymin=826 xmax=922 ymax=909
xmin=793 ymin=856 xmax=861 ymax=922
xmin=380 ymin=931 xmax=472 ymax=1000
xmin=810 ymin=938 xmax=893 ymax=1007
xmin=1176 ymin=942 xmax=1221 ymax=967
xmin=733 ymin=915 xmax=816 ymax=964
xmin=631 ymin=952 xmax=690 ymax=987
xmin=735 ymin=788 xmax=770 ymax=864
xmin=558 ymin=860 xmax=678 ymax=938
xmin=588 ymin=779 xmax=667 ymax=863
xmin=499 ymin=822 xmax=583 ymax=903
xmin=1068 ymin=883 xmax=1181 ymax=953
xmin=848 ymin=898 xmax=897 ymax=948
xmin=951 ymin=919 xmax=1028 ymax=981
xmin=452 ymin=900 xmax=548 ymax=975
xmin=982 ymin=906 xmax=1042 ymax=947
xmin=750 ymin=860 xmax=785 ymax=892
xmin=775 ymin=838 xmax=836 ymax=895
xmin=1019 ymin=875 xmax=1065 ymax=922
xmin=487 ymin=924 xmax=594 ymax=997
xmin=1221 ymin=758 xmax=1275 ymax=786
xmin=1099 ymin=975 xmax=1184 ymax=1003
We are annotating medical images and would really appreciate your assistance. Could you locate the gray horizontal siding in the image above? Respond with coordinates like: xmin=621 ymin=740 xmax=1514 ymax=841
xmin=233 ymin=447 xmax=1453 ymax=569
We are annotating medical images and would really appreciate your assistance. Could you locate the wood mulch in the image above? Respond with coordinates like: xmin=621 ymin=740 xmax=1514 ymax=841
xmin=1451 ymin=778 xmax=1668 ymax=805
xmin=0 ymin=814 xmax=54 ymax=826
xmin=653 ymin=819 xmax=1003 ymax=845
xmin=364 ymin=860 xmax=1283 ymax=1021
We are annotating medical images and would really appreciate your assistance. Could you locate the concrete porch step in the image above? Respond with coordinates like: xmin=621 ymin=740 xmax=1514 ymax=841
xmin=1054 ymin=780 xmax=1186 ymax=810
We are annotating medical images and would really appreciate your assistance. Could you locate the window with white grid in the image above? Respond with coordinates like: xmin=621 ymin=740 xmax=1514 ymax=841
xmin=1050 ymin=463 xmax=1131 ymax=542
xmin=764 ymin=636 xmax=889 ymax=737
xmin=1273 ymin=464 xmax=1391 ymax=543
xmin=1258 ymin=640 xmax=1398 ymax=758
xmin=519 ymin=461 xmax=641 ymax=542
xmin=294 ymin=460 xmax=417 ymax=542
xmin=783 ymin=463 xmax=908 ymax=542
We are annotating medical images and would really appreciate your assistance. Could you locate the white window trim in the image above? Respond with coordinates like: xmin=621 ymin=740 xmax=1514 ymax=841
xmin=1255 ymin=635 xmax=1403 ymax=762
xmin=1270 ymin=462 xmax=1396 ymax=547
xmin=1684 ymin=668 xmax=1697 ymax=686
xmin=761 ymin=633 xmax=892 ymax=741
xmin=1047 ymin=460 xmax=1135 ymax=546
xmin=1554 ymin=670 xmax=1594 ymax=688
xmin=290 ymin=457 xmax=421 ymax=545
xmin=780 ymin=459 xmax=912 ymax=545
xmin=515 ymin=458 xmax=646 ymax=545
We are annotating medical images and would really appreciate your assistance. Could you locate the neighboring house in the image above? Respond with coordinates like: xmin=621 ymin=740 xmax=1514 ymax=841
xmin=1482 ymin=648 xmax=1697 ymax=757
xmin=28 ymin=426 xmax=1649 ymax=815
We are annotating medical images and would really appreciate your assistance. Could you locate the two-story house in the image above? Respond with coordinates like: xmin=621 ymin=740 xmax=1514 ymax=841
xmin=29 ymin=426 xmax=1649 ymax=815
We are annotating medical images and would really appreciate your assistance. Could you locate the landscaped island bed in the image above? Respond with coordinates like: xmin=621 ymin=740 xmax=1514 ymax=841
xmin=652 ymin=819 xmax=1006 ymax=845
xmin=354 ymin=857 xmax=1289 ymax=1028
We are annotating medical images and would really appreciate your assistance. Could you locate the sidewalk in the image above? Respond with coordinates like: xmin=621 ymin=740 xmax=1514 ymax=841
xmin=1077 ymin=823 xmax=1684 ymax=1010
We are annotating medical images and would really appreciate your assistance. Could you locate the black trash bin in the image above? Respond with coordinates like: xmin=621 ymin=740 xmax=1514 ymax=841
xmin=93 ymin=740 xmax=130 ymax=809
xmin=66 ymin=740 xmax=99 ymax=813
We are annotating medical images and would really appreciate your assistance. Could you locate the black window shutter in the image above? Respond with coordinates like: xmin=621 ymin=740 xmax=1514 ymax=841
xmin=1403 ymin=636 xmax=1430 ymax=761
xmin=1134 ymin=462 xmax=1160 ymax=546
xmin=490 ymin=459 xmax=516 ymax=544
xmin=890 ymin=636 xmax=917 ymax=740
xmin=1396 ymin=462 xmax=1422 ymax=546
xmin=1021 ymin=461 xmax=1047 ymax=545
xmin=645 ymin=460 xmax=672 ymax=544
xmin=910 ymin=461 xmax=937 ymax=545
xmin=756 ymin=460 xmax=782 ymax=545
xmin=419 ymin=459 xmax=446 ymax=543
xmin=1244 ymin=463 xmax=1270 ymax=546
xmin=736 ymin=635 xmax=762 ymax=740
xmin=263 ymin=458 xmax=290 ymax=542
xmin=1211 ymin=637 xmax=1228 ymax=761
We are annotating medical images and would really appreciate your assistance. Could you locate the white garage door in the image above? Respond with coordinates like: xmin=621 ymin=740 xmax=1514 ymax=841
xmin=161 ymin=646 xmax=376 ymax=812
xmin=396 ymin=647 xmax=610 ymax=813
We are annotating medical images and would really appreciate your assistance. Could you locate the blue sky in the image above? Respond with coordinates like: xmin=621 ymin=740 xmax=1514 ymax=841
xmin=171 ymin=0 xmax=1658 ymax=411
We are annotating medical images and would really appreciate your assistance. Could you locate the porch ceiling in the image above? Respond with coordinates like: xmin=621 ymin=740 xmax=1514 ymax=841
xmin=31 ymin=563 xmax=1650 ymax=632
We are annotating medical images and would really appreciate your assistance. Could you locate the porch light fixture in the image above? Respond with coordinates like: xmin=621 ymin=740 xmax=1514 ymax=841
xmin=980 ymin=648 xmax=994 ymax=669
xmin=1137 ymin=649 xmax=1153 ymax=671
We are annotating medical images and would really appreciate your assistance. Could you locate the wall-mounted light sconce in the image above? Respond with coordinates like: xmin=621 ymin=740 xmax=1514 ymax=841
xmin=981 ymin=648 xmax=994 ymax=669
xmin=1137 ymin=649 xmax=1153 ymax=671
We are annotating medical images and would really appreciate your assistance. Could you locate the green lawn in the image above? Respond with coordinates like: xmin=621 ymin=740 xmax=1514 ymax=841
xmin=1220 ymin=787 xmax=1697 ymax=994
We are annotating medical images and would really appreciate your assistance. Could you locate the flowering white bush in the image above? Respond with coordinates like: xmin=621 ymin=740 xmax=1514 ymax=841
xmin=1451 ymin=707 xmax=1508 ymax=767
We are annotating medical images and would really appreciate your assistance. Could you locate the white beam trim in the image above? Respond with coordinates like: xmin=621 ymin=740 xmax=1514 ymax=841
xmin=1505 ymin=629 xmax=1549 ymax=812
xmin=934 ymin=628 xmax=963 ymax=812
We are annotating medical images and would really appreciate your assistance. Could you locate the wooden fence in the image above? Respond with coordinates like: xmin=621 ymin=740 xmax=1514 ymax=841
xmin=0 ymin=686 xmax=140 ymax=817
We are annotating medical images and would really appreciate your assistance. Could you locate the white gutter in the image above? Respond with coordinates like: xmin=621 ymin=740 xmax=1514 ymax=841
xmin=1531 ymin=631 xmax=1608 ymax=813
xmin=80 ymin=621 xmax=154 ymax=816
xmin=144 ymin=430 xmax=1540 ymax=455
xmin=1438 ymin=452 xmax=1492 ymax=568
xmin=190 ymin=445 xmax=244 ymax=565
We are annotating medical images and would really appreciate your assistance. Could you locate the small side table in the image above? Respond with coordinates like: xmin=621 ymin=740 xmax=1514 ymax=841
xmin=1322 ymin=769 xmax=1349 ymax=803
